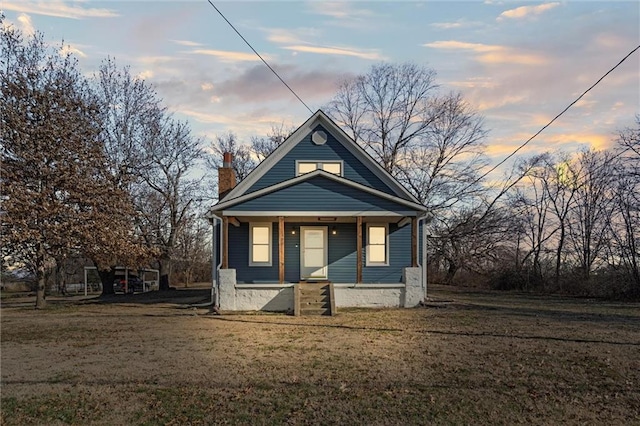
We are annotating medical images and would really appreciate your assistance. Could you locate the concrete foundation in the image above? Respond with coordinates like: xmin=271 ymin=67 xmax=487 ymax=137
xmin=219 ymin=267 xmax=423 ymax=312
xmin=403 ymin=267 xmax=423 ymax=307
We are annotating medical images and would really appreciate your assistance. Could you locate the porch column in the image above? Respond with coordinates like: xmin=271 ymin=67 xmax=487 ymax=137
xmin=279 ymin=216 xmax=285 ymax=284
xmin=411 ymin=217 xmax=418 ymax=267
xmin=222 ymin=216 xmax=229 ymax=269
xmin=356 ymin=216 xmax=363 ymax=283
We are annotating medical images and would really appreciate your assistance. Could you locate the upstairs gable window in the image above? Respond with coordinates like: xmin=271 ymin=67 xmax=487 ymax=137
xmin=296 ymin=161 xmax=343 ymax=176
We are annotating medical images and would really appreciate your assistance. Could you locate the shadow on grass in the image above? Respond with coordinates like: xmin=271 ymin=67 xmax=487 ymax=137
xmin=88 ymin=288 xmax=212 ymax=306
xmin=447 ymin=301 xmax=640 ymax=326
xmin=203 ymin=305 xmax=640 ymax=347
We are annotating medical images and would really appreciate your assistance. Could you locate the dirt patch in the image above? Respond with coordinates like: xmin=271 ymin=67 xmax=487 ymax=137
xmin=2 ymin=285 xmax=639 ymax=424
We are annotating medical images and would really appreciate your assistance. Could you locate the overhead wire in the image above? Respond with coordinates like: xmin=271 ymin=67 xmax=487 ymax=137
xmin=206 ymin=0 xmax=314 ymax=115
xmin=471 ymin=44 xmax=640 ymax=191
xmin=206 ymin=1 xmax=637 ymax=199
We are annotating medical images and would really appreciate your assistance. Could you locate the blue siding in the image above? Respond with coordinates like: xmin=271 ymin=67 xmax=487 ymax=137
xmin=327 ymin=223 xmax=358 ymax=282
xmin=229 ymin=222 xmax=279 ymax=283
xmin=247 ymin=125 xmax=395 ymax=196
xmin=284 ymin=223 xmax=300 ymax=283
xmin=362 ymin=223 xmax=410 ymax=283
xmin=228 ymin=221 xmax=410 ymax=284
xmin=231 ymin=176 xmax=413 ymax=214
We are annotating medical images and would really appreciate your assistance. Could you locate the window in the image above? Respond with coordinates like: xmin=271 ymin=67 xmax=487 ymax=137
xmin=250 ymin=222 xmax=272 ymax=266
xmin=296 ymin=161 xmax=342 ymax=176
xmin=366 ymin=224 xmax=388 ymax=266
xmin=297 ymin=162 xmax=317 ymax=175
xmin=322 ymin=162 xmax=342 ymax=175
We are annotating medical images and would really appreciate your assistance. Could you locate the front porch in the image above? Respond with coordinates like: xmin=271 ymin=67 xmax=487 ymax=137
xmin=219 ymin=215 xmax=421 ymax=285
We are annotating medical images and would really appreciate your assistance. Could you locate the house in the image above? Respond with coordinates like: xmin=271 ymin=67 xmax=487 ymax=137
xmin=207 ymin=110 xmax=428 ymax=312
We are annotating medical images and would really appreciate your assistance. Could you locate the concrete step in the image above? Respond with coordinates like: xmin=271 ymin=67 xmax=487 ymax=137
xmin=295 ymin=282 xmax=335 ymax=316
xmin=300 ymin=300 xmax=330 ymax=309
xmin=300 ymin=308 xmax=331 ymax=316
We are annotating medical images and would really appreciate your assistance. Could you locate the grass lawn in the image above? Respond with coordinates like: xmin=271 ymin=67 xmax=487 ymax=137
xmin=1 ymin=285 xmax=639 ymax=425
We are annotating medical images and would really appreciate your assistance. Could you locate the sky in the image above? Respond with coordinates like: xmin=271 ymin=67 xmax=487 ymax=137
xmin=2 ymin=1 xmax=639 ymax=174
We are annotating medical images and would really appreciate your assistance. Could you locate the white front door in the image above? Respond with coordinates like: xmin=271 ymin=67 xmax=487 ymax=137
xmin=300 ymin=226 xmax=328 ymax=280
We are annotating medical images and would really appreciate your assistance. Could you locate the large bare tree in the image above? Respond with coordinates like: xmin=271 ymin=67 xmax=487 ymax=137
xmin=326 ymin=62 xmax=440 ymax=175
xmin=566 ymin=149 xmax=618 ymax=281
xmin=136 ymin=117 xmax=203 ymax=291
xmin=94 ymin=59 xmax=204 ymax=291
xmin=92 ymin=58 xmax=161 ymax=294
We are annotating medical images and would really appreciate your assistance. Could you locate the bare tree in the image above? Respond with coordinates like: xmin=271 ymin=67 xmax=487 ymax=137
xmin=136 ymin=116 xmax=204 ymax=291
xmin=540 ymin=153 xmax=580 ymax=289
xmin=608 ymin=118 xmax=640 ymax=291
xmin=250 ymin=122 xmax=294 ymax=161
xmin=207 ymin=132 xmax=256 ymax=183
xmin=92 ymin=58 xmax=161 ymax=294
xmin=508 ymin=155 xmax=558 ymax=288
xmin=566 ymin=149 xmax=618 ymax=281
xmin=326 ymin=62 xmax=440 ymax=175
xmin=173 ymin=212 xmax=211 ymax=286
xmin=617 ymin=115 xmax=640 ymax=161
xmin=396 ymin=92 xmax=488 ymax=208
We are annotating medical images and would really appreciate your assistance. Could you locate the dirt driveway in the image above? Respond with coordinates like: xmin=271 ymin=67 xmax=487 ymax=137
xmin=2 ymin=285 xmax=639 ymax=425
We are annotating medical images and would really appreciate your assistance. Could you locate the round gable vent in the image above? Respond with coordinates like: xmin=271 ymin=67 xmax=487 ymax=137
xmin=312 ymin=130 xmax=327 ymax=145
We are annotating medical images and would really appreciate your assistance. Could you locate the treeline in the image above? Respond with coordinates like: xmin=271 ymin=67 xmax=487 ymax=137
xmin=480 ymin=133 xmax=639 ymax=298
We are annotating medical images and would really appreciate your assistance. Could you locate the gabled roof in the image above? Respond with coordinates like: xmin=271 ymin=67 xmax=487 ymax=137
xmin=219 ymin=110 xmax=422 ymax=205
xmin=211 ymin=169 xmax=427 ymax=215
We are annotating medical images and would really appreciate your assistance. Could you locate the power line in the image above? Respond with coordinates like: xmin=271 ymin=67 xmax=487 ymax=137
xmin=206 ymin=1 xmax=314 ymax=115
xmin=476 ymin=44 xmax=640 ymax=187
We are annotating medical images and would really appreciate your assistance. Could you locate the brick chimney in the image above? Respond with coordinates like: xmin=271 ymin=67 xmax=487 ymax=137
xmin=218 ymin=152 xmax=236 ymax=200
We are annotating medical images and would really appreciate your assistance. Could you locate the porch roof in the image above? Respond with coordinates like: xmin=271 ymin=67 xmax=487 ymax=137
xmin=209 ymin=169 xmax=427 ymax=218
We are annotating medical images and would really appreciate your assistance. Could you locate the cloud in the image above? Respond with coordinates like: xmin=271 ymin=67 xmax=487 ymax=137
xmin=281 ymin=44 xmax=384 ymax=60
xmin=430 ymin=20 xmax=483 ymax=30
xmin=266 ymin=28 xmax=384 ymax=60
xmin=431 ymin=22 xmax=463 ymax=30
xmin=16 ymin=13 xmax=35 ymax=35
xmin=137 ymin=70 xmax=154 ymax=80
xmin=213 ymin=64 xmax=349 ymax=104
xmin=2 ymin=1 xmax=119 ymax=19
xmin=424 ymin=40 xmax=547 ymax=65
xmin=171 ymin=40 xmax=204 ymax=48
xmin=498 ymin=2 xmax=560 ymax=20
xmin=188 ymin=49 xmax=263 ymax=63
xmin=308 ymin=2 xmax=373 ymax=20
xmin=266 ymin=28 xmax=320 ymax=45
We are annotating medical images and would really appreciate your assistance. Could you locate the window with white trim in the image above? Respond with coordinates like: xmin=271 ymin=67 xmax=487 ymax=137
xmin=366 ymin=224 xmax=389 ymax=266
xmin=296 ymin=161 xmax=342 ymax=176
xmin=250 ymin=222 xmax=272 ymax=266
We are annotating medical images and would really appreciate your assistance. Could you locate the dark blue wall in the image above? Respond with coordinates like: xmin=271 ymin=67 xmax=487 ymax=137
xmin=228 ymin=221 xmax=409 ymax=284
xmin=247 ymin=125 xmax=395 ymax=196
xmin=228 ymin=222 xmax=279 ymax=283
xmin=231 ymin=176 xmax=413 ymax=214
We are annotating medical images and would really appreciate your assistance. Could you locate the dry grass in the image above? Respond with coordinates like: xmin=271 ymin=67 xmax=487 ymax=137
xmin=1 ymin=285 xmax=639 ymax=425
